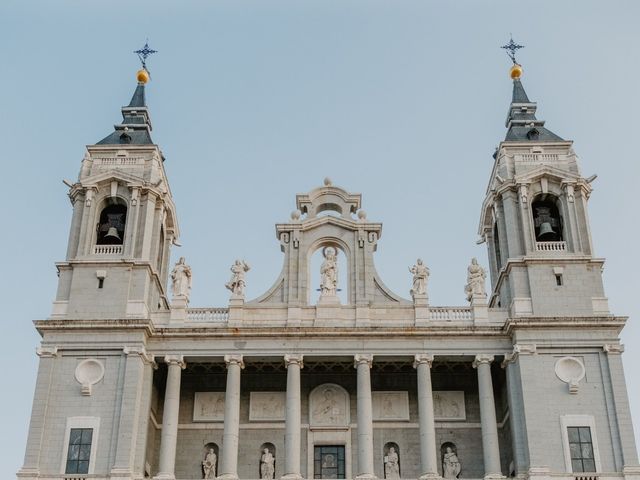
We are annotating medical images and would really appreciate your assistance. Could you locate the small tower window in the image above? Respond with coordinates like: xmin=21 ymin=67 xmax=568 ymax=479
xmin=96 ymin=204 xmax=127 ymax=245
xmin=532 ymin=197 xmax=563 ymax=242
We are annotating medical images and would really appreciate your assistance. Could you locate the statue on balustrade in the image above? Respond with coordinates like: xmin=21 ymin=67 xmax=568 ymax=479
xmin=260 ymin=447 xmax=275 ymax=479
xmin=384 ymin=446 xmax=400 ymax=479
xmin=442 ymin=445 xmax=461 ymax=479
xmin=409 ymin=258 xmax=429 ymax=298
xmin=320 ymin=247 xmax=338 ymax=297
xmin=225 ymin=259 xmax=250 ymax=298
xmin=170 ymin=257 xmax=192 ymax=301
xmin=464 ymin=257 xmax=486 ymax=302
xmin=202 ymin=448 xmax=217 ymax=479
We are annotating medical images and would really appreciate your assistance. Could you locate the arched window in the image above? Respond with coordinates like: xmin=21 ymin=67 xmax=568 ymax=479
xmin=96 ymin=203 xmax=127 ymax=245
xmin=383 ymin=442 xmax=400 ymax=479
xmin=202 ymin=443 xmax=219 ymax=479
xmin=532 ymin=197 xmax=563 ymax=242
xmin=441 ymin=442 xmax=461 ymax=479
xmin=259 ymin=443 xmax=276 ymax=479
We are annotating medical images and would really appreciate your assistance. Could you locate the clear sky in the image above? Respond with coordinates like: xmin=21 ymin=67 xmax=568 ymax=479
xmin=1 ymin=0 xmax=639 ymax=476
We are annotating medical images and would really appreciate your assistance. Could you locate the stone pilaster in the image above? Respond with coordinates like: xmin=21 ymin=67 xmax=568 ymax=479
xmin=219 ymin=354 xmax=244 ymax=480
xmin=155 ymin=355 xmax=186 ymax=480
xmin=473 ymin=354 xmax=504 ymax=479
xmin=354 ymin=354 xmax=376 ymax=479
xmin=282 ymin=354 xmax=304 ymax=480
xmin=413 ymin=354 xmax=440 ymax=480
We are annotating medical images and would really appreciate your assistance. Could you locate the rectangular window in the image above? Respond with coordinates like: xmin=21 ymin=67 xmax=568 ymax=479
xmin=65 ymin=428 xmax=93 ymax=474
xmin=568 ymin=426 xmax=596 ymax=472
xmin=314 ymin=446 xmax=345 ymax=479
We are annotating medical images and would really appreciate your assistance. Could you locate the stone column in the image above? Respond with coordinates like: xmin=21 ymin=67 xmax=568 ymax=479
xmin=155 ymin=355 xmax=186 ymax=480
xmin=473 ymin=354 xmax=503 ymax=478
xmin=414 ymin=354 xmax=439 ymax=479
xmin=283 ymin=354 xmax=304 ymax=480
xmin=111 ymin=347 xmax=155 ymax=479
xmin=17 ymin=347 xmax=59 ymax=479
xmin=354 ymin=354 xmax=376 ymax=479
xmin=219 ymin=354 xmax=244 ymax=480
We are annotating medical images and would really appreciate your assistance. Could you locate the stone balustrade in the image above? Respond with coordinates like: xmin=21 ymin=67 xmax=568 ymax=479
xmin=186 ymin=307 xmax=230 ymax=323
xmin=93 ymin=244 xmax=123 ymax=255
xmin=536 ymin=241 xmax=567 ymax=252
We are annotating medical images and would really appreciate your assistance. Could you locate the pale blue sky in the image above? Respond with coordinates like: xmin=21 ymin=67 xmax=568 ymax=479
xmin=1 ymin=0 xmax=639 ymax=476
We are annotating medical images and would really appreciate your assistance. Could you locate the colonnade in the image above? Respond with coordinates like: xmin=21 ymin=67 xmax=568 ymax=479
xmin=154 ymin=354 xmax=503 ymax=480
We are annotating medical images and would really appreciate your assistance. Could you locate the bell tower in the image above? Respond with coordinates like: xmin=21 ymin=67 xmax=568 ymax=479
xmin=478 ymin=60 xmax=607 ymax=317
xmin=51 ymin=64 xmax=179 ymax=320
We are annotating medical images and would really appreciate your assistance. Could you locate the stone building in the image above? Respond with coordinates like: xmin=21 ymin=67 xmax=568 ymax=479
xmin=16 ymin=62 xmax=639 ymax=480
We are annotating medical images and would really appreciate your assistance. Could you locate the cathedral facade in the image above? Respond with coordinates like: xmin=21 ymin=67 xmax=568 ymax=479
xmin=16 ymin=63 xmax=639 ymax=480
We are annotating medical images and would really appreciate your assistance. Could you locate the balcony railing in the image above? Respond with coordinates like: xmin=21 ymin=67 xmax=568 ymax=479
xmin=518 ymin=153 xmax=560 ymax=162
xmin=93 ymin=244 xmax=124 ymax=255
xmin=535 ymin=241 xmax=567 ymax=252
xmin=429 ymin=307 xmax=473 ymax=321
xmin=187 ymin=308 xmax=230 ymax=323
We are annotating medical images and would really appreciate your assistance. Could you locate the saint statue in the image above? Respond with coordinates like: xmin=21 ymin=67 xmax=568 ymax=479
xmin=442 ymin=446 xmax=461 ymax=479
xmin=225 ymin=259 xmax=250 ymax=297
xmin=202 ymin=448 xmax=217 ymax=479
xmin=409 ymin=258 xmax=429 ymax=298
xmin=170 ymin=257 xmax=192 ymax=301
xmin=260 ymin=448 xmax=275 ymax=479
xmin=320 ymin=247 xmax=338 ymax=297
xmin=464 ymin=257 xmax=487 ymax=302
xmin=384 ymin=446 xmax=400 ymax=479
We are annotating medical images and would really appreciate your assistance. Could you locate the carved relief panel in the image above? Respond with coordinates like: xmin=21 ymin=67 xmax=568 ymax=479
xmin=193 ymin=392 xmax=225 ymax=422
xmin=309 ymin=383 xmax=350 ymax=427
xmin=250 ymin=392 xmax=286 ymax=421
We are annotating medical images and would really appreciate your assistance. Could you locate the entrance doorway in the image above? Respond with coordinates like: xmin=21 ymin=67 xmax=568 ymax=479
xmin=314 ymin=445 xmax=345 ymax=479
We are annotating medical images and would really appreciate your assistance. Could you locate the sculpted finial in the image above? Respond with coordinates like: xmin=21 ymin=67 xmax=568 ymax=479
xmin=225 ymin=259 xmax=250 ymax=298
xmin=464 ymin=257 xmax=487 ymax=302
xmin=323 ymin=177 xmax=332 ymax=186
xmin=409 ymin=258 xmax=429 ymax=299
xmin=170 ymin=256 xmax=192 ymax=302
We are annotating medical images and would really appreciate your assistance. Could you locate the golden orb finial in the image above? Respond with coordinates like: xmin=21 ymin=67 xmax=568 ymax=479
xmin=510 ymin=63 xmax=523 ymax=80
xmin=136 ymin=68 xmax=150 ymax=84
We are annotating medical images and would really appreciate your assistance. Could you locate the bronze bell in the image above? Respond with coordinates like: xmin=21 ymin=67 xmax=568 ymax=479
xmin=103 ymin=226 xmax=121 ymax=243
xmin=537 ymin=222 xmax=557 ymax=241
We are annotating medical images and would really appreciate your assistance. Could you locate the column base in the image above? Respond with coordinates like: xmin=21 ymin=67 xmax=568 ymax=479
xmin=281 ymin=474 xmax=304 ymax=480
xmin=16 ymin=467 xmax=39 ymax=480
xmin=110 ymin=467 xmax=137 ymax=479
xmin=355 ymin=474 xmax=378 ymax=480
xmin=217 ymin=474 xmax=239 ymax=480
xmin=484 ymin=474 xmax=506 ymax=480
xmin=419 ymin=473 xmax=442 ymax=480
xmin=623 ymin=465 xmax=640 ymax=480
xmin=153 ymin=473 xmax=176 ymax=480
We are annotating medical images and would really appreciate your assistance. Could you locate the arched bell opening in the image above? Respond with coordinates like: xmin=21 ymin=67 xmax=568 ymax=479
xmin=531 ymin=195 xmax=563 ymax=242
xmin=315 ymin=202 xmax=343 ymax=218
xmin=95 ymin=199 xmax=127 ymax=246
xmin=308 ymin=243 xmax=349 ymax=305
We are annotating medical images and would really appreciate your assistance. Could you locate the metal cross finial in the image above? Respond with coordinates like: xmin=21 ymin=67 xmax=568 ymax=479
xmin=134 ymin=41 xmax=157 ymax=69
xmin=501 ymin=35 xmax=524 ymax=64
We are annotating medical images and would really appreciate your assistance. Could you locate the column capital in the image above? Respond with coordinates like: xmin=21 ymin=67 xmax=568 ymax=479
xmin=224 ymin=354 xmax=245 ymax=369
xmin=354 ymin=353 xmax=373 ymax=368
xmin=473 ymin=354 xmax=494 ymax=368
xmin=284 ymin=354 xmax=304 ymax=368
xmin=36 ymin=346 xmax=59 ymax=358
xmin=413 ymin=354 xmax=434 ymax=368
xmin=164 ymin=355 xmax=186 ymax=369
xmin=124 ymin=346 xmax=157 ymax=367
xmin=603 ymin=344 xmax=625 ymax=355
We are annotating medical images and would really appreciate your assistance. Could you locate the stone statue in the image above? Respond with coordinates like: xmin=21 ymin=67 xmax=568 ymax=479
xmin=202 ymin=448 xmax=217 ymax=479
xmin=464 ymin=257 xmax=487 ymax=301
xmin=170 ymin=257 xmax=192 ymax=300
xmin=384 ymin=446 xmax=400 ymax=479
xmin=320 ymin=247 xmax=338 ymax=297
xmin=225 ymin=259 xmax=250 ymax=297
xmin=442 ymin=446 xmax=461 ymax=479
xmin=260 ymin=447 xmax=275 ymax=479
xmin=409 ymin=258 xmax=429 ymax=298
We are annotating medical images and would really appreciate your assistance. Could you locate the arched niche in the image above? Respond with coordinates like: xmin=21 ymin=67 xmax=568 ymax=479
xmin=383 ymin=442 xmax=400 ymax=479
xmin=259 ymin=443 xmax=276 ymax=479
xmin=440 ymin=442 xmax=461 ymax=479
xmin=531 ymin=195 xmax=564 ymax=242
xmin=308 ymin=243 xmax=349 ymax=304
xmin=309 ymin=383 xmax=350 ymax=427
xmin=95 ymin=198 xmax=127 ymax=246
xmin=202 ymin=443 xmax=219 ymax=479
